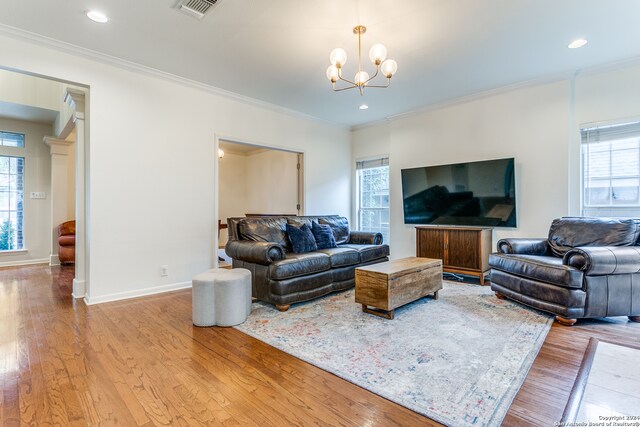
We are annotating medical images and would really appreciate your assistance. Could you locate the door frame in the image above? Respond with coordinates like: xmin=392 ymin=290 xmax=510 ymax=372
xmin=213 ymin=134 xmax=305 ymax=268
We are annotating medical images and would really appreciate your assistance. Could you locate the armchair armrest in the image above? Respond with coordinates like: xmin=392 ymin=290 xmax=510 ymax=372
xmin=225 ymin=240 xmax=285 ymax=266
xmin=496 ymin=238 xmax=549 ymax=255
xmin=563 ymin=246 xmax=640 ymax=275
xmin=349 ymin=231 xmax=383 ymax=245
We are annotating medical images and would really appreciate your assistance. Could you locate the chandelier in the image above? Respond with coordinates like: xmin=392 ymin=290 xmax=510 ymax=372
xmin=326 ymin=25 xmax=398 ymax=95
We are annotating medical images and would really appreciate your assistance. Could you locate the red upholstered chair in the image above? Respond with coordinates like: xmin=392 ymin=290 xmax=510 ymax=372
xmin=58 ymin=220 xmax=76 ymax=265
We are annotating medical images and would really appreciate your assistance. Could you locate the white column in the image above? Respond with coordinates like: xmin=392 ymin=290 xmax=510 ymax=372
xmin=43 ymin=137 xmax=73 ymax=266
xmin=65 ymin=89 xmax=88 ymax=300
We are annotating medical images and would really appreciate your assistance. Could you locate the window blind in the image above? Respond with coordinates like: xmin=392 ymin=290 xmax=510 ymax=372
xmin=356 ymin=157 xmax=389 ymax=170
xmin=581 ymin=121 xmax=640 ymax=144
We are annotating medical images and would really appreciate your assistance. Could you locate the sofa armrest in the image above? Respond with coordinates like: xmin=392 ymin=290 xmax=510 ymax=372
xmin=563 ymin=246 xmax=640 ymax=275
xmin=496 ymin=238 xmax=549 ymax=255
xmin=349 ymin=231 xmax=383 ymax=245
xmin=225 ymin=240 xmax=285 ymax=266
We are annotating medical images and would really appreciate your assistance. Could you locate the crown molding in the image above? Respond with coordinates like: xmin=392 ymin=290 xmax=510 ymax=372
xmin=0 ymin=23 xmax=349 ymax=131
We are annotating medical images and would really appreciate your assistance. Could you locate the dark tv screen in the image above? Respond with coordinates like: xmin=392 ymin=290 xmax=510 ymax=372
xmin=401 ymin=158 xmax=517 ymax=227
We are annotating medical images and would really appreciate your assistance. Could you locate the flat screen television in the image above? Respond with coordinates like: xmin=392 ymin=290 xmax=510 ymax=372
xmin=401 ymin=157 xmax=516 ymax=227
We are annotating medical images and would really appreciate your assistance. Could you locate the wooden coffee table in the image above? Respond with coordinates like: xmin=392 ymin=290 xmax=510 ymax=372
xmin=355 ymin=257 xmax=443 ymax=320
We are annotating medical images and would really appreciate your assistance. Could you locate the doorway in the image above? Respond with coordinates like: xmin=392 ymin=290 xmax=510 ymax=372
xmin=0 ymin=67 xmax=89 ymax=298
xmin=216 ymin=138 xmax=303 ymax=264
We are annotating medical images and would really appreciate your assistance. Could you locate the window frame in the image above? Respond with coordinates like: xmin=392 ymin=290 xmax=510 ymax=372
xmin=355 ymin=157 xmax=390 ymax=243
xmin=0 ymin=130 xmax=26 ymax=148
xmin=0 ymin=154 xmax=25 ymax=251
xmin=580 ymin=120 xmax=640 ymax=217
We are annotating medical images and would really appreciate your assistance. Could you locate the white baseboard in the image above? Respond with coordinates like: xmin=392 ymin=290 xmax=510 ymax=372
xmin=0 ymin=258 xmax=49 ymax=268
xmin=72 ymin=278 xmax=86 ymax=299
xmin=49 ymin=254 xmax=60 ymax=266
xmin=85 ymin=281 xmax=192 ymax=305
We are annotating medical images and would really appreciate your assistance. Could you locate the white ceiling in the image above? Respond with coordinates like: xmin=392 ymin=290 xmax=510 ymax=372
xmin=0 ymin=100 xmax=59 ymax=124
xmin=2 ymin=0 xmax=640 ymax=127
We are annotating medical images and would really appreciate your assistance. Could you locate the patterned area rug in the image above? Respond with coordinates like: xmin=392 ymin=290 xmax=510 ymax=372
xmin=235 ymin=281 xmax=552 ymax=427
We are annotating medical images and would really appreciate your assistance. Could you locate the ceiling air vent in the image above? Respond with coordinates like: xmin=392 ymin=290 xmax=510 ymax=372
xmin=175 ymin=0 xmax=219 ymax=19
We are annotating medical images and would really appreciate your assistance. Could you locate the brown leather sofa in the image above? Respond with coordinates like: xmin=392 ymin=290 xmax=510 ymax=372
xmin=225 ymin=215 xmax=389 ymax=311
xmin=489 ymin=217 xmax=640 ymax=325
xmin=58 ymin=220 xmax=76 ymax=265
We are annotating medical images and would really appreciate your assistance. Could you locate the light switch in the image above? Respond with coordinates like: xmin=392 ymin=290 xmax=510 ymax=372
xmin=30 ymin=192 xmax=46 ymax=199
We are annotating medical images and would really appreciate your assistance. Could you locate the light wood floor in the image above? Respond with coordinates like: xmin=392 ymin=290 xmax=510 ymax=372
xmin=2 ymin=265 xmax=639 ymax=426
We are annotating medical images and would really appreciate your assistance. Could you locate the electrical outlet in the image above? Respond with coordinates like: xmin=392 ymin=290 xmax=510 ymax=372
xmin=160 ymin=265 xmax=169 ymax=277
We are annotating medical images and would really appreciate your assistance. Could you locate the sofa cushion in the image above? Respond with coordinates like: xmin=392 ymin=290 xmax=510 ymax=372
xmin=548 ymin=217 xmax=640 ymax=257
xmin=489 ymin=253 xmax=584 ymax=289
xmin=269 ymin=252 xmax=330 ymax=280
xmin=319 ymin=216 xmax=350 ymax=245
xmin=316 ymin=247 xmax=359 ymax=268
xmin=286 ymin=223 xmax=317 ymax=253
xmin=339 ymin=244 xmax=390 ymax=263
xmin=238 ymin=217 xmax=289 ymax=250
xmin=311 ymin=221 xmax=337 ymax=249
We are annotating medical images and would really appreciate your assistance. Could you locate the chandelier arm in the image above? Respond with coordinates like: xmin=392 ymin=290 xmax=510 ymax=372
xmin=363 ymin=67 xmax=380 ymax=84
xmin=332 ymin=84 xmax=358 ymax=92
xmin=363 ymin=82 xmax=391 ymax=88
xmin=338 ymin=75 xmax=357 ymax=85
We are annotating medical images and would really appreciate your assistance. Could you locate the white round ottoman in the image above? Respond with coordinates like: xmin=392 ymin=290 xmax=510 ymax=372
xmin=192 ymin=268 xmax=252 ymax=327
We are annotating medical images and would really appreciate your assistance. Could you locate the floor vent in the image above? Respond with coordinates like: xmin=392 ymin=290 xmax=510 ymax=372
xmin=174 ymin=0 xmax=219 ymax=19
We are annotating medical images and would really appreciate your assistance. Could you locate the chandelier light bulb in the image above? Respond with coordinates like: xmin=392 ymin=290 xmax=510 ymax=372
xmin=326 ymin=65 xmax=339 ymax=83
xmin=369 ymin=44 xmax=387 ymax=65
xmin=355 ymin=71 xmax=370 ymax=86
xmin=381 ymin=59 xmax=398 ymax=78
xmin=330 ymin=48 xmax=347 ymax=67
xmin=218 ymin=148 xmax=225 ymax=159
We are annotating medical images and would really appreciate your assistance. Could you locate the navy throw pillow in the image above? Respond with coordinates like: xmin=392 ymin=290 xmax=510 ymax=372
xmin=286 ymin=223 xmax=318 ymax=253
xmin=311 ymin=221 xmax=337 ymax=249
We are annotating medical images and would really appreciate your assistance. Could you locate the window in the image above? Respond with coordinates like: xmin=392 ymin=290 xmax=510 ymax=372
xmin=582 ymin=121 xmax=640 ymax=217
xmin=0 ymin=156 xmax=24 ymax=250
xmin=0 ymin=131 xmax=25 ymax=148
xmin=356 ymin=157 xmax=390 ymax=243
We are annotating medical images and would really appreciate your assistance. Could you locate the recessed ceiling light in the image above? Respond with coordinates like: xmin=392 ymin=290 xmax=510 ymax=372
xmin=568 ymin=39 xmax=588 ymax=49
xmin=359 ymin=104 xmax=369 ymax=110
xmin=86 ymin=10 xmax=109 ymax=23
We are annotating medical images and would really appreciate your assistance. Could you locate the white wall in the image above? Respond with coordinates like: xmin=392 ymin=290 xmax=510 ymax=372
xmin=245 ymin=149 xmax=299 ymax=215
xmin=353 ymin=63 xmax=640 ymax=260
xmin=353 ymin=81 xmax=570 ymax=259
xmin=569 ymin=64 xmax=640 ymax=215
xmin=0 ymin=117 xmax=52 ymax=266
xmin=0 ymin=33 xmax=351 ymax=304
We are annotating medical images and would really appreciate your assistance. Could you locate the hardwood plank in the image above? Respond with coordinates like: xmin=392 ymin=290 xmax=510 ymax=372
xmin=2 ymin=264 xmax=640 ymax=426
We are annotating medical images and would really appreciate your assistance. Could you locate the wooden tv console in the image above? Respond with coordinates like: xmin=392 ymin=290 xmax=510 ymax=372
xmin=415 ymin=226 xmax=493 ymax=285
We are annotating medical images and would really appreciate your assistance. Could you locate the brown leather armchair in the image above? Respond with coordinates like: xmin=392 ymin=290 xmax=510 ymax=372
xmin=58 ymin=220 xmax=76 ymax=265
xmin=489 ymin=217 xmax=640 ymax=325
